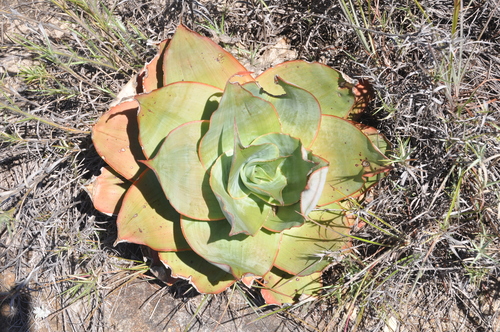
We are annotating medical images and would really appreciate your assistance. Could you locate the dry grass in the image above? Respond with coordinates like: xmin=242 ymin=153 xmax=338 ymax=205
xmin=1 ymin=0 xmax=499 ymax=331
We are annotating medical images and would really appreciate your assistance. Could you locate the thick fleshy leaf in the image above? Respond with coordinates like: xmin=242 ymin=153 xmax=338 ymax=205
xmin=310 ymin=115 xmax=388 ymax=205
xmin=199 ymin=82 xmax=281 ymax=169
xmin=243 ymin=78 xmax=321 ymax=147
xmin=136 ymin=82 xmax=222 ymax=158
xmin=256 ymin=61 xmax=356 ymax=118
xmin=262 ymin=201 xmax=305 ymax=232
xmin=241 ymin=156 xmax=287 ymax=203
xmin=89 ymin=23 xmax=392 ymax=306
xmin=145 ymin=121 xmax=225 ymax=221
xmin=181 ymin=217 xmax=281 ymax=279
xmin=142 ymin=39 xmax=169 ymax=93
xmin=261 ymin=267 xmax=322 ymax=305
xmin=162 ymin=24 xmax=253 ymax=88
xmin=141 ymin=247 xmax=179 ymax=286
xmin=300 ymin=155 xmax=329 ymax=216
xmin=158 ymin=250 xmax=236 ymax=294
xmin=227 ymin=142 xmax=282 ymax=200
xmin=356 ymin=123 xmax=391 ymax=193
xmin=92 ymin=100 xmax=146 ymax=180
xmin=85 ymin=166 xmax=130 ymax=216
xmin=115 ymin=169 xmax=190 ymax=252
xmin=273 ymin=203 xmax=351 ymax=276
xmin=210 ymin=153 xmax=273 ymax=235
xmin=211 ymin=133 xmax=325 ymax=235
xmin=252 ymin=133 xmax=317 ymax=206
xmin=355 ymin=123 xmax=390 ymax=158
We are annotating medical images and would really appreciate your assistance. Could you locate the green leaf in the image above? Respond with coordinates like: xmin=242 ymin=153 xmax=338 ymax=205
xmin=256 ymin=61 xmax=356 ymax=118
xmin=145 ymin=120 xmax=225 ymax=221
xmin=181 ymin=217 xmax=281 ymax=279
xmin=354 ymin=123 xmax=390 ymax=157
xmin=262 ymin=201 xmax=305 ymax=232
xmin=355 ymin=123 xmax=391 ymax=192
xmin=242 ymin=78 xmax=321 ymax=147
xmin=210 ymin=152 xmax=273 ymax=235
xmin=252 ymin=133 xmax=317 ymax=206
xmin=273 ymin=202 xmax=351 ymax=276
xmin=261 ymin=267 xmax=322 ymax=305
xmin=86 ymin=166 xmax=130 ymax=216
xmin=198 ymin=82 xmax=281 ymax=169
xmin=158 ymin=250 xmax=236 ymax=294
xmin=309 ymin=115 xmax=388 ymax=205
xmin=241 ymin=156 xmax=287 ymax=203
xmin=228 ymin=140 xmax=285 ymax=202
xmin=92 ymin=100 xmax=146 ymax=180
xmin=162 ymin=24 xmax=253 ymax=89
xmin=136 ymin=82 xmax=222 ymax=158
xmin=115 ymin=169 xmax=190 ymax=252
xmin=210 ymin=133 xmax=326 ymax=235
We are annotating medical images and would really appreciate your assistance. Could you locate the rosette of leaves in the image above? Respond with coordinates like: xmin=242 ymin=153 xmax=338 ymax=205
xmin=87 ymin=24 xmax=390 ymax=305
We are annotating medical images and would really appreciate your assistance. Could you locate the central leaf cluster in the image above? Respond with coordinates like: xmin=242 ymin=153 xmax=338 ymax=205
xmin=225 ymin=133 xmax=317 ymax=209
xmin=146 ymin=81 xmax=331 ymax=237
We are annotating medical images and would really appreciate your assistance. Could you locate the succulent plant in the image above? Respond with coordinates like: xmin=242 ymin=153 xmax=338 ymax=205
xmin=87 ymin=24 xmax=390 ymax=305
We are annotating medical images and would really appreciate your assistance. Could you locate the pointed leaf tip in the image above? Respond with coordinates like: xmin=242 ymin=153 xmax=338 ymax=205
xmin=162 ymin=25 xmax=253 ymax=88
xmin=261 ymin=268 xmax=322 ymax=305
xmin=86 ymin=166 xmax=130 ymax=216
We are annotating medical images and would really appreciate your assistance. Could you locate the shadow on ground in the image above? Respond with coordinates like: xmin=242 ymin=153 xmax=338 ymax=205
xmin=0 ymin=270 xmax=32 ymax=332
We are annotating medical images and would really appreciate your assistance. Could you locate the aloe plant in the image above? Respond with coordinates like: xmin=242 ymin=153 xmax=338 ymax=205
xmin=87 ymin=24 xmax=390 ymax=305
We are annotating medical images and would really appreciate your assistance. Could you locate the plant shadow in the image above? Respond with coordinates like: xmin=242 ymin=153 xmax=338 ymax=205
xmin=0 ymin=287 xmax=32 ymax=332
